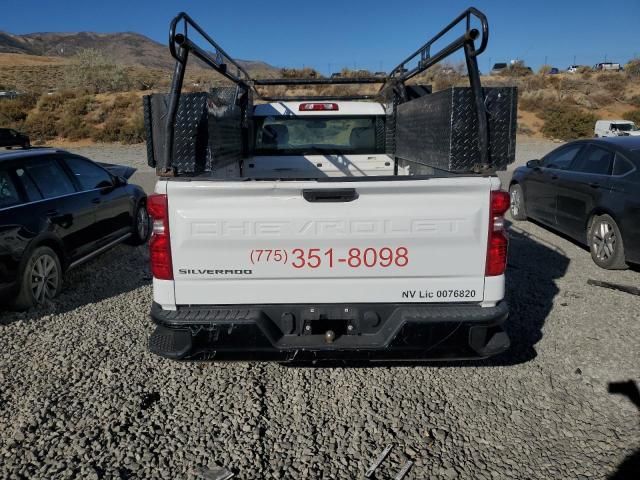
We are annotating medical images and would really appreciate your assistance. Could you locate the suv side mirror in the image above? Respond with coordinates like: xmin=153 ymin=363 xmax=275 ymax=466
xmin=115 ymin=175 xmax=127 ymax=186
xmin=526 ymin=159 xmax=541 ymax=168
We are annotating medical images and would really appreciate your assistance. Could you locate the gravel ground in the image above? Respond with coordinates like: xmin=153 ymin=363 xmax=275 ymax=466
xmin=1 ymin=140 xmax=639 ymax=479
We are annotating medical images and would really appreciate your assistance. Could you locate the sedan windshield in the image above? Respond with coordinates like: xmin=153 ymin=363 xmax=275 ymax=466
xmin=254 ymin=116 xmax=382 ymax=155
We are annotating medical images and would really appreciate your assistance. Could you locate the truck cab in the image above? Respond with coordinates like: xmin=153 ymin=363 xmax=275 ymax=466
xmin=595 ymin=120 xmax=640 ymax=138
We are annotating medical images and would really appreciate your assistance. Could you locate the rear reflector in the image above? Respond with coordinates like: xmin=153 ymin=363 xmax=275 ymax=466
xmin=486 ymin=191 xmax=510 ymax=276
xmin=148 ymin=193 xmax=173 ymax=280
xmin=299 ymin=103 xmax=339 ymax=111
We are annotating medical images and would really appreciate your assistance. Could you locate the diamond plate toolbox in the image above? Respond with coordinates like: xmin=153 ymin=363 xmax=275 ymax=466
xmin=395 ymin=86 xmax=517 ymax=172
xmin=144 ymin=88 xmax=247 ymax=175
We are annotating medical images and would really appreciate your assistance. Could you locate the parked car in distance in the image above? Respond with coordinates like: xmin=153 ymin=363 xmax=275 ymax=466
xmin=595 ymin=120 xmax=640 ymax=137
xmin=509 ymin=137 xmax=640 ymax=269
xmin=490 ymin=62 xmax=508 ymax=75
xmin=547 ymin=67 xmax=560 ymax=75
xmin=594 ymin=62 xmax=622 ymax=71
xmin=0 ymin=148 xmax=149 ymax=309
xmin=0 ymin=128 xmax=30 ymax=149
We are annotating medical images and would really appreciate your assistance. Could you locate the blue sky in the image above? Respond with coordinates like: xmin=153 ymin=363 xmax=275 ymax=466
xmin=1 ymin=0 xmax=638 ymax=74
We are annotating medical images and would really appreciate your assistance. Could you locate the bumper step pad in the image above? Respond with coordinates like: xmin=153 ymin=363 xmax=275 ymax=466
xmin=149 ymin=325 xmax=192 ymax=359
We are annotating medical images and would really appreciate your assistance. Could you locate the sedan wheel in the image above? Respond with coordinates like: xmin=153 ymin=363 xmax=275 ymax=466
xmin=508 ymin=184 xmax=527 ymax=221
xmin=126 ymin=202 xmax=151 ymax=246
xmin=137 ymin=205 xmax=149 ymax=240
xmin=589 ymin=215 xmax=627 ymax=270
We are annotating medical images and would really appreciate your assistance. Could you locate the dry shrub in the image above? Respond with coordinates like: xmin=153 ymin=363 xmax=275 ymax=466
xmin=627 ymin=94 xmax=640 ymax=107
xmin=504 ymin=61 xmax=532 ymax=77
xmin=24 ymin=110 xmax=58 ymax=140
xmin=625 ymin=59 xmax=640 ymax=79
xmin=280 ymin=67 xmax=320 ymax=79
xmin=92 ymin=113 xmax=145 ymax=144
xmin=541 ymin=105 xmax=596 ymax=140
xmin=517 ymin=123 xmax=533 ymax=135
xmin=520 ymin=75 xmax=546 ymax=92
xmin=597 ymin=74 xmax=626 ymax=95
xmin=37 ymin=91 xmax=78 ymax=112
xmin=0 ymin=95 xmax=38 ymax=126
xmin=57 ymin=115 xmax=95 ymax=141
xmin=623 ymin=109 xmax=640 ymax=125
xmin=538 ymin=64 xmax=553 ymax=75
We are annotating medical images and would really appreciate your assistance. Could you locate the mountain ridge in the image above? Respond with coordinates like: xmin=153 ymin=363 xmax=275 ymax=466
xmin=0 ymin=30 xmax=280 ymax=77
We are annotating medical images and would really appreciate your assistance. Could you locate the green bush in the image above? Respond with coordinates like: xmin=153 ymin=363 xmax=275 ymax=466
xmin=541 ymin=105 xmax=596 ymax=140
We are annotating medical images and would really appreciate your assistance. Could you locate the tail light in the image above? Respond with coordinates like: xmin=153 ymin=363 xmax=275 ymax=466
xmin=299 ymin=103 xmax=338 ymax=111
xmin=486 ymin=190 xmax=510 ymax=276
xmin=147 ymin=194 xmax=173 ymax=280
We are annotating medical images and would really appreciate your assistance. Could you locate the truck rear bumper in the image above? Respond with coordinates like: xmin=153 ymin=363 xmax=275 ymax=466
xmin=148 ymin=301 xmax=509 ymax=362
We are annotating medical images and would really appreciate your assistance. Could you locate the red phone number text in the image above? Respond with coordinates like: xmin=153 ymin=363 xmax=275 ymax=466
xmin=249 ymin=247 xmax=409 ymax=268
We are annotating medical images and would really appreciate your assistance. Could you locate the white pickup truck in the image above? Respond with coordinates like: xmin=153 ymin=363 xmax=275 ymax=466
xmin=144 ymin=9 xmax=515 ymax=362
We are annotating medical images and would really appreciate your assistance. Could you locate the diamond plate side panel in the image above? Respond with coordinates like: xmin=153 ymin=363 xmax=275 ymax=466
xmin=395 ymin=88 xmax=454 ymax=171
xmin=172 ymin=92 xmax=209 ymax=174
xmin=146 ymin=92 xmax=209 ymax=174
xmin=395 ymin=87 xmax=517 ymax=172
xmin=208 ymin=87 xmax=243 ymax=170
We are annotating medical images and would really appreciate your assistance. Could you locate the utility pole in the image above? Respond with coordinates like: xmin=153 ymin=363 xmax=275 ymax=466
xmin=544 ymin=55 xmax=548 ymax=65
xmin=573 ymin=54 xmax=576 ymax=65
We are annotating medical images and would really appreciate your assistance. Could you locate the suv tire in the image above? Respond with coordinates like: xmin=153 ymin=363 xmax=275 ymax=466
xmin=14 ymin=246 xmax=63 ymax=310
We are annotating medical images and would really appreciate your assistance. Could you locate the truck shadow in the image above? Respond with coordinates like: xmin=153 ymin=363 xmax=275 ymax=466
xmin=607 ymin=380 xmax=640 ymax=479
xmin=0 ymin=244 xmax=151 ymax=325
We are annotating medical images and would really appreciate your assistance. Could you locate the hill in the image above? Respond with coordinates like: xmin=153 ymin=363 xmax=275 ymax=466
xmin=0 ymin=30 xmax=280 ymax=77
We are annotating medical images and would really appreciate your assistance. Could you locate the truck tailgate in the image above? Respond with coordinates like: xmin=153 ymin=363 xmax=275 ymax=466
xmin=166 ymin=178 xmax=492 ymax=304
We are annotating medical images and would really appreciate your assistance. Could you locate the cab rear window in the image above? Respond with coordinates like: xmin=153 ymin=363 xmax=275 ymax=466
xmin=254 ymin=116 xmax=384 ymax=155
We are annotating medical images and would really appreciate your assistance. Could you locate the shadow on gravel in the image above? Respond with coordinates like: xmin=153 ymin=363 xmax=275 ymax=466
xmin=287 ymin=223 xmax=571 ymax=369
xmin=0 ymin=244 xmax=151 ymax=325
xmin=608 ymin=380 xmax=640 ymax=480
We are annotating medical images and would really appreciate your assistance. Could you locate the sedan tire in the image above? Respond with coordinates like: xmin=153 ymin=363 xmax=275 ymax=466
xmin=509 ymin=184 xmax=527 ymax=221
xmin=126 ymin=201 xmax=150 ymax=246
xmin=589 ymin=214 xmax=628 ymax=270
xmin=14 ymin=246 xmax=63 ymax=310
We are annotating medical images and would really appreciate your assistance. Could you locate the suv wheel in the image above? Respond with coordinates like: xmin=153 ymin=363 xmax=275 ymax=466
xmin=14 ymin=246 xmax=63 ymax=309
xmin=509 ymin=184 xmax=527 ymax=221
xmin=126 ymin=202 xmax=150 ymax=246
xmin=589 ymin=214 xmax=627 ymax=270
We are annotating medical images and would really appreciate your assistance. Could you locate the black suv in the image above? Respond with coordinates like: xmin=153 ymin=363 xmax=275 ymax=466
xmin=0 ymin=128 xmax=30 ymax=149
xmin=0 ymin=149 xmax=149 ymax=308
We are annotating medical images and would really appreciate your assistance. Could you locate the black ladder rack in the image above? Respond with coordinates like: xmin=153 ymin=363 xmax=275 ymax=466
xmin=162 ymin=7 xmax=491 ymax=173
